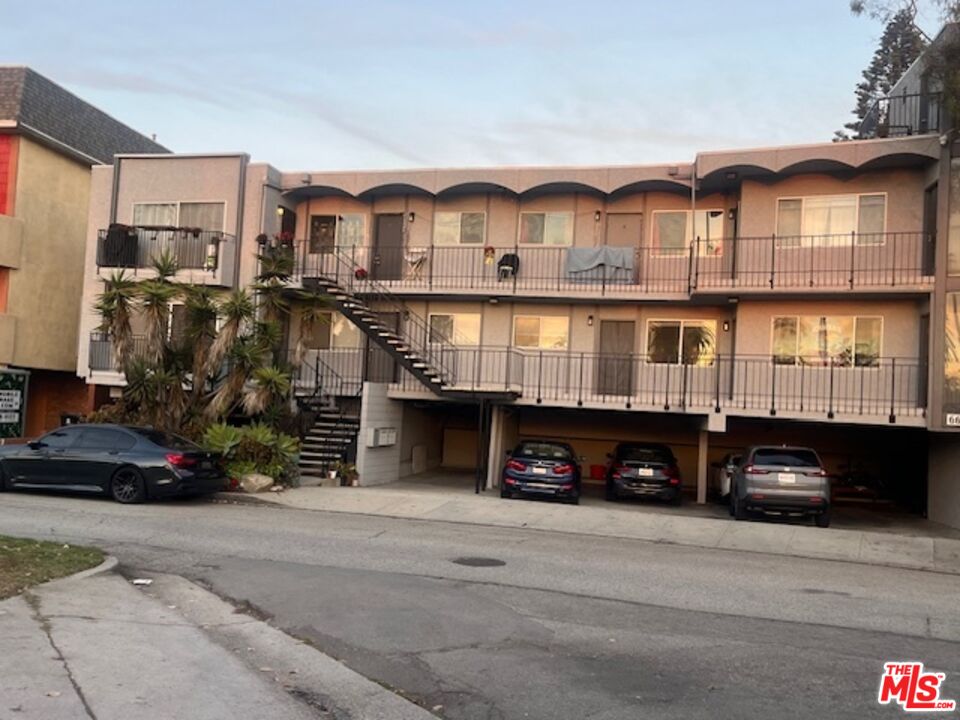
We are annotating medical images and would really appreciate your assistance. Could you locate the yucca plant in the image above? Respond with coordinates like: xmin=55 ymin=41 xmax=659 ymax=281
xmin=242 ymin=366 xmax=292 ymax=416
xmin=95 ymin=271 xmax=138 ymax=370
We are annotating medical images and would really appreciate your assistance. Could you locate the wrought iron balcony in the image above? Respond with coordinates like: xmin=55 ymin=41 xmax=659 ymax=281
xmin=96 ymin=225 xmax=231 ymax=271
xmin=88 ymin=332 xmax=149 ymax=371
xmin=858 ymin=92 xmax=943 ymax=138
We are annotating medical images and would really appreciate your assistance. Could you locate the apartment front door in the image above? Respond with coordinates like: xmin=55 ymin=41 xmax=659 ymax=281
xmin=605 ymin=213 xmax=642 ymax=247
xmin=372 ymin=214 xmax=404 ymax=281
xmin=365 ymin=311 xmax=399 ymax=383
xmin=597 ymin=320 xmax=635 ymax=396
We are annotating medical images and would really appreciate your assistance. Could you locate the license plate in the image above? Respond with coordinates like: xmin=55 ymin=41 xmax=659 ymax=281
xmin=201 ymin=461 xmax=213 ymax=470
xmin=778 ymin=473 xmax=796 ymax=484
xmin=526 ymin=482 xmax=553 ymax=490
xmin=532 ymin=467 xmax=547 ymax=475
xmin=638 ymin=468 xmax=654 ymax=477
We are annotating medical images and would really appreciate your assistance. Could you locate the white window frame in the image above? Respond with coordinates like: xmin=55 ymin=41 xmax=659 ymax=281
xmin=517 ymin=211 xmax=575 ymax=247
xmin=644 ymin=318 xmax=717 ymax=366
xmin=512 ymin=314 xmax=570 ymax=350
xmin=306 ymin=213 xmax=367 ymax=253
xmin=769 ymin=315 xmax=884 ymax=367
xmin=774 ymin=193 xmax=888 ymax=248
xmin=649 ymin=209 xmax=725 ymax=258
xmin=132 ymin=200 xmax=228 ymax=232
xmin=432 ymin=211 xmax=486 ymax=246
xmin=428 ymin=312 xmax=482 ymax=346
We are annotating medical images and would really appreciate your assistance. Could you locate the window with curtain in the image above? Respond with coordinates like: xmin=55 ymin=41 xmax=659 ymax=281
xmin=133 ymin=203 xmax=177 ymax=226
xmin=772 ymin=315 xmax=882 ymax=366
xmin=519 ymin=212 xmax=574 ymax=246
xmin=178 ymin=202 xmax=225 ymax=232
xmin=434 ymin=212 xmax=485 ymax=245
xmin=652 ymin=210 xmax=724 ymax=256
xmin=429 ymin=313 xmax=481 ymax=345
xmin=776 ymin=194 xmax=886 ymax=247
xmin=646 ymin=320 xmax=716 ymax=365
xmin=335 ymin=214 xmax=365 ymax=247
xmin=513 ymin=316 xmax=569 ymax=349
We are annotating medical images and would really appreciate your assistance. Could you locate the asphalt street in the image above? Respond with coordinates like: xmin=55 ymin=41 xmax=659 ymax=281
xmin=1 ymin=491 xmax=958 ymax=720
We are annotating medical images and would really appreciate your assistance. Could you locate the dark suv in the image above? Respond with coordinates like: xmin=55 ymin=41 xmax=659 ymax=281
xmin=501 ymin=440 xmax=582 ymax=504
xmin=730 ymin=446 xmax=831 ymax=527
xmin=605 ymin=442 xmax=682 ymax=505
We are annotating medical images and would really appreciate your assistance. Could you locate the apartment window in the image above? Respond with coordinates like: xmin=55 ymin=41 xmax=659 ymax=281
xmin=646 ymin=320 xmax=716 ymax=366
xmin=434 ymin=212 xmax=485 ymax=245
xmin=945 ymin=292 xmax=960 ymax=412
xmin=513 ymin=315 xmax=569 ymax=349
xmin=651 ymin=210 xmax=724 ymax=256
xmin=776 ymin=194 xmax=886 ymax=246
xmin=304 ymin=312 xmax=360 ymax=349
xmin=133 ymin=202 xmax=226 ymax=232
xmin=519 ymin=212 xmax=574 ymax=246
xmin=308 ymin=214 xmax=365 ymax=253
xmin=772 ymin=315 xmax=882 ymax=367
xmin=429 ymin=313 xmax=481 ymax=346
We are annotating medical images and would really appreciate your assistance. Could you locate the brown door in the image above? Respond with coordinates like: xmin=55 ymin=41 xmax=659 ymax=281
xmin=365 ymin=312 xmax=399 ymax=383
xmin=605 ymin=213 xmax=642 ymax=247
xmin=373 ymin=214 xmax=404 ymax=280
xmin=923 ymin=184 xmax=937 ymax=275
xmin=597 ymin=320 xmax=635 ymax=396
xmin=308 ymin=215 xmax=336 ymax=254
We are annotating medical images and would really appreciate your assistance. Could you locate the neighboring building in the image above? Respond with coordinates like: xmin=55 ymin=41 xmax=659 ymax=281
xmin=0 ymin=66 xmax=165 ymax=437
xmin=75 ymin=28 xmax=960 ymax=530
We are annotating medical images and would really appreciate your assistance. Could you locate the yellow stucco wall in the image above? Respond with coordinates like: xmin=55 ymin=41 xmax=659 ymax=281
xmin=8 ymin=138 xmax=91 ymax=371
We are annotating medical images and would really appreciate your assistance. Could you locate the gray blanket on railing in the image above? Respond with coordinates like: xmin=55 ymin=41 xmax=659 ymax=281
xmin=565 ymin=246 xmax=634 ymax=282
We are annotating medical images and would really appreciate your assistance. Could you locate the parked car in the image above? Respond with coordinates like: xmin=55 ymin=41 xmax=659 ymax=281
xmin=712 ymin=453 xmax=741 ymax=501
xmin=0 ymin=424 xmax=225 ymax=504
xmin=501 ymin=440 xmax=582 ymax=504
xmin=730 ymin=446 xmax=831 ymax=527
xmin=604 ymin=442 xmax=682 ymax=505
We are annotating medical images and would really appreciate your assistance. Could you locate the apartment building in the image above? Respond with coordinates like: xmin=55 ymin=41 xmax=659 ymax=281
xmin=0 ymin=67 xmax=165 ymax=437
xmin=74 ymin=31 xmax=960 ymax=529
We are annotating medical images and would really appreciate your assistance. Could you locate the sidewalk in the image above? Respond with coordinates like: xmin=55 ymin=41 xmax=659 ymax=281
xmin=225 ymin=482 xmax=960 ymax=575
xmin=0 ymin=562 xmax=435 ymax=720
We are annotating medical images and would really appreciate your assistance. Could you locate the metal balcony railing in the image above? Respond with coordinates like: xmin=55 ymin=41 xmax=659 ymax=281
xmin=88 ymin=332 xmax=149 ymax=371
xmin=390 ymin=347 xmax=927 ymax=423
xmin=858 ymin=92 xmax=943 ymax=138
xmin=693 ymin=232 xmax=935 ymax=290
xmin=294 ymin=235 xmax=932 ymax=297
xmin=96 ymin=225 xmax=232 ymax=271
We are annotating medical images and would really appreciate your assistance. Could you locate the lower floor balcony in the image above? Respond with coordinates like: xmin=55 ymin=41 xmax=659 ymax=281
xmin=301 ymin=346 xmax=927 ymax=427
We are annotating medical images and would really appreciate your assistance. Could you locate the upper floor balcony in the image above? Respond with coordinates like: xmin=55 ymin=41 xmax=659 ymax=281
xmin=292 ymin=230 xmax=934 ymax=300
xmin=96 ymin=224 xmax=236 ymax=285
xmin=858 ymin=92 xmax=943 ymax=139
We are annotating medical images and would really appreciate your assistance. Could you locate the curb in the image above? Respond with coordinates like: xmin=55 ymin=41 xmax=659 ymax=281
xmin=44 ymin=554 xmax=119 ymax=588
xmin=211 ymin=492 xmax=279 ymax=507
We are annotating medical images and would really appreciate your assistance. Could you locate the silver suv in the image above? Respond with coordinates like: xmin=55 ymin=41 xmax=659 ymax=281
xmin=730 ymin=446 xmax=831 ymax=528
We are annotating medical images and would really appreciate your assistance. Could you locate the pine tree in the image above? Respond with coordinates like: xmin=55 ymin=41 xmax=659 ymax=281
xmin=837 ymin=8 xmax=927 ymax=139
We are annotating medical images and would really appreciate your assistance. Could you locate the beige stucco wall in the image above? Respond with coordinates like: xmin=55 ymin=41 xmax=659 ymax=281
xmin=738 ymin=169 xmax=926 ymax=237
xmin=928 ymin=433 xmax=960 ymax=529
xmin=7 ymin=138 xmax=91 ymax=371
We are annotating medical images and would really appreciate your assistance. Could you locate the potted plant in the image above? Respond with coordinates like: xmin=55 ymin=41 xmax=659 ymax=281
xmin=331 ymin=460 xmax=358 ymax=487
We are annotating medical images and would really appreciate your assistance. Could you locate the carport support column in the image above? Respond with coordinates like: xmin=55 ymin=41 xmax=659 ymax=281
xmin=486 ymin=406 xmax=504 ymax=491
xmin=696 ymin=428 xmax=709 ymax=505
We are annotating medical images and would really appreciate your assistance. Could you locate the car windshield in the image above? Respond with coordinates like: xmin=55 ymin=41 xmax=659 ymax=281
xmin=618 ymin=445 xmax=672 ymax=463
xmin=515 ymin=442 xmax=571 ymax=460
xmin=130 ymin=428 xmax=200 ymax=451
xmin=752 ymin=448 xmax=820 ymax=467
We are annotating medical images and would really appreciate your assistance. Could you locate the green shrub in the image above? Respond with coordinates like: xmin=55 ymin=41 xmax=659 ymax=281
xmin=202 ymin=421 xmax=300 ymax=485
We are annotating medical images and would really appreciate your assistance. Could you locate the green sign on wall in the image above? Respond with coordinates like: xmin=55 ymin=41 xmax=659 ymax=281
xmin=0 ymin=370 xmax=29 ymax=439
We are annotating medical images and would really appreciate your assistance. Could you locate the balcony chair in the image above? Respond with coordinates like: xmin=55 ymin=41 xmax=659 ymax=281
xmin=498 ymin=253 xmax=520 ymax=281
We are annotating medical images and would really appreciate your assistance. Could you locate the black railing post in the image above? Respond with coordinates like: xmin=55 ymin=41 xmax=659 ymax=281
xmin=799 ymin=362 xmax=805 ymax=412
xmin=504 ymin=349 xmax=511 ymax=391
xmin=537 ymin=351 xmax=543 ymax=404
xmin=687 ymin=243 xmax=695 ymax=294
xmin=769 ymin=357 xmax=777 ymax=416
xmin=692 ymin=238 xmax=700 ymax=290
xmin=769 ymin=234 xmax=776 ymax=289
xmin=512 ymin=241 xmax=519 ymax=295
xmin=730 ymin=236 xmax=738 ymax=284
xmin=714 ymin=355 xmax=721 ymax=412
xmin=557 ymin=249 xmax=562 ymax=292
xmin=577 ymin=353 xmax=584 ymax=406
xmin=849 ymin=230 xmax=856 ymax=289
xmin=889 ymin=357 xmax=897 ymax=424
xmin=429 ymin=245 xmax=434 ymax=290
xmin=890 ymin=232 xmax=897 ymax=287
xmin=827 ymin=359 xmax=835 ymax=419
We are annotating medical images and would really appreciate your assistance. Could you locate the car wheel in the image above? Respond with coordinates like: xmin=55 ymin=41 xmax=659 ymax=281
xmin=500 ymin=488 xmax=512 ymax=499
xmin=605 ymin=480 xmax=617 ymax=502
xmin=727 ymin=494 xmax=735 ymax=516
xmin=670 ymin=492 xmax=682 ymax=506
xmin=815 ymin=509 xmax=831 ymax=528
xmin=733 ymin=492 xmax=748 ymax=521
xmin=0 ymin=466 xmax=6 ymax=491
xmin=110 ymin=468 xmax=146 ymax=504
xmin=567 ymin=494 xmax=580 ymax=505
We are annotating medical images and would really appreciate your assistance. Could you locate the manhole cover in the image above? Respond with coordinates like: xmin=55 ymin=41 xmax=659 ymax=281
xmin=451 ymin=557 xmax=506 ymax=567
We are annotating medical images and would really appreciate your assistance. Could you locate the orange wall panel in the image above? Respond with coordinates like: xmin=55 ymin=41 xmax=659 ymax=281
xmin=0 ymin=135 xmax=17 ymax=215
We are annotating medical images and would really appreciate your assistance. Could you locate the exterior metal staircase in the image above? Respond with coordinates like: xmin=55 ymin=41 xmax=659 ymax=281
xmin=302 ymin=248 xmax=517 ymax=401
xmin=293 ymin=354 xmax=361 ymax=484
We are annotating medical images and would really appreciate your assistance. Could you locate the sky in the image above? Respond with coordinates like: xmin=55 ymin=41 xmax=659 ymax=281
xmin=0 ymin=0 xmax=948 ymax=171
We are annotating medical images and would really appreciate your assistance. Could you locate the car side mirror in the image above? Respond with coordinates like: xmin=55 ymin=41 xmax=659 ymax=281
xmin=28 ymin=440 xmax=45 ymax=450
